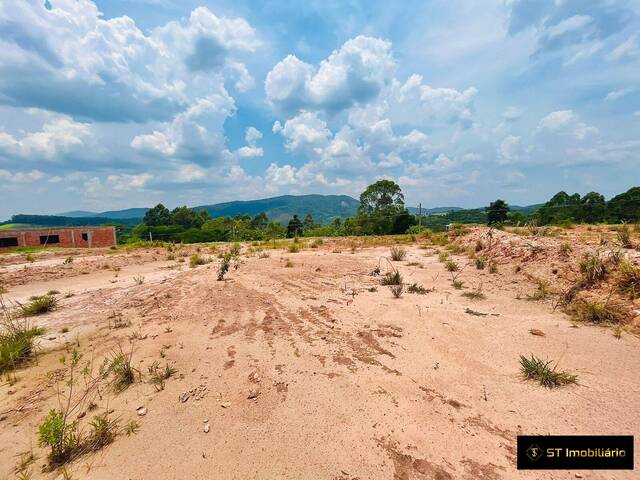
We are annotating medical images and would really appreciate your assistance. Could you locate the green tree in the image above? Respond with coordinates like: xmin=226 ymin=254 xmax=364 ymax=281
xmin=287 ymin=215 xmax=304 ymax=238
xmin=579 ymin=192 xmax=606 ymax=223
xmin=486 ymin=200 xmax=510 ymax=225
xmin=171 ymin=206 xmax=200 ymax=229
xmin=250 ymin=212 xmax=269 ymax=230
xmin=303 ymin=213 xmax=315 ymax=231
xmin=607 ymin=187 xmax=640 ymax=222
xmin=358 ymin=179 xmax=405 ymax=216
xmin=143 ymin=204 xmax=171 ymax=226
xmin=266 ymin=221 xmax=286 ymax=247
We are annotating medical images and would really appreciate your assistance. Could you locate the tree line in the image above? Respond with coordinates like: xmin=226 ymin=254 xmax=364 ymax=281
xmin=130 ymin=183 xmax=640 ymax=243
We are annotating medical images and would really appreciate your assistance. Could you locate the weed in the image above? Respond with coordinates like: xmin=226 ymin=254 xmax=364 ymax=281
xmin=1 ymin=297 xmax=45 ymax=374
xmin=617 ymin=262 xmax=640 ymax=298
xmin=133 ymin=276 xmax=145 ymax=285
xmin=380 ymin=271 xmax=403 ymax=286
xmin=166 ymin=253 xmax=176 ymax=261
xmin=406 ymin=261 xmax=422 ymax=267
xmin=87 ymin=412 xmax=118 ymax=450
xmin=38 ymin=409 xmax=80 ymax=465
xmin=367 ymin=287 xmax=378 ymax=292
xmin=617 ymin=225 xmax=633 ymax=248
xmin=452 ymin=280 xmax=464 ymax=289
xmin=474 ymin=257 xmax=486 ymax=270
xmin=311 ymin=238 xmax=323 ymax=248
xmin=444 ymin=259 xmax=459 ymax=272
xmin=257 ymin=251 xmax=270 ymax=259
xmin=284 ymin=259 xmax=294 ymax=268
xmin=488 ymin=261 xmax=498 ymax=274
xmin=108 ymin=311 xmax=130 ymax=329
xmin=148 ymin=361 xmax=177 ymax=391
xmin=63 ymin=257 xmax=74 ymax=265
xmin=25 ymin=253 xmax=35 ymax=263
xmin=407 ymin=283 xmax=429 ymax=294
xmin=559 ymin=242 xmax=572 ymax=257
xmin=228 ymin=243 xmax=241 ymax=257
xmin=390 ymin=246 xmax=407 ymax=261
xmin=217 ymin=253 xmax=231 ymax=281
xmin=461 ymin=284 xmax=486 ymax=300
xmin=519 ymin=355 xmax=577 ymax=388
xmin=125 ymin=419 xmax=140 ymax=436
xmin=370 ymin=266 xmax=381 ymax=276
xmin=390 ymin=284 xmax=404 ymax=298
xmin=527 ymin=279 xmax=549 ymax=301
xmin=189 ymin=254 xmax=207 ymax=268
xmin=288 ymin=243 xmax=300 ymax=253
xmin=103 ymin=344 xmax=136 ymax=392
xmin=567 ymin=298 xmax=628 ymax=324
xmin=579 ymin=252 xmax=607 ymax=284
xmin=21 ymin=295 xmax=57 ymax=316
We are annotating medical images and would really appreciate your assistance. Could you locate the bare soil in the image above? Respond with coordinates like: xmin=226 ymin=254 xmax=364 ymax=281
xmin=1 ymin=228 xmax=638 ymax=479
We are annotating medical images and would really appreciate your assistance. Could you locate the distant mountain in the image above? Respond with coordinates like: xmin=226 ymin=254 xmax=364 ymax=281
xmin=44 ymin=195 xmax=542 ymax=226
xmin=195 ymin=194 xmax=359 ymax=224
xmin=59 ymin=208 xmax=150 ymax=219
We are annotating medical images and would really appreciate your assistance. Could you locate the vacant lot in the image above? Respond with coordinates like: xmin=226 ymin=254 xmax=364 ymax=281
xmin=1 ymin=227 xmax=638 ymax=479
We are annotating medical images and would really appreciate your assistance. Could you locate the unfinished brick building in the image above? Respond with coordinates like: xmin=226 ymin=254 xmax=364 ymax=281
xmin=0 ymin=226 xmax=116 ymax=249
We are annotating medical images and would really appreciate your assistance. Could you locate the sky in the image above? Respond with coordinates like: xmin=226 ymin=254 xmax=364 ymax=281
xmin=0 ymin=0 xmax=639 ymax=219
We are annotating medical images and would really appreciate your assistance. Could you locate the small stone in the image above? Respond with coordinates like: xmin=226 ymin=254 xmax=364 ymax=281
xmin=247 ymin=389 xmax=261 ymax=400
xmin=136 ymin=407 xmax=147 ymax=416
xmin=47 ymin=336 xmax=56 ymax=341
xmin=203 ymin=424 xmax=210 ymax=433
xmin=77 ymin=411 xmax=86 ymax=419
xmin=179 ymin=392 xmax=190 ymax=403
xmin=220 ymin=402 xmax=231 ymax=408
xmin=575 ymin=475 xmax=583 ymax=479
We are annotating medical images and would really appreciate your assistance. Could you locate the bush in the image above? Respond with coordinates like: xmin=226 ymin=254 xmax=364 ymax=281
xmin=380 ymin=271 xmax=402 ymax=286
xmin=21 ymin=295 xmax=57 ymax=316
xmin=217 ymin=253 xmax=231 ymax=280
xmin=288 ymin=243 xmax=300 ymax=253
xmin=567 ymin=298 xmax=628 ymax=324
xmin=579 ymin=252 xmax=607 ymax=284
xmin=617 ymin=262 xmax=640 ymax=298
xmin=444 ymin=259 xmax=459 ymax=272
xmin=390 ymin=284 xmax=404 ymax=298
xmin=189 ymin=254 xmax=206 ymax=268
xmin=390 ymin=246 xmax=407 ymax=261
xmin=38 ymin=409 xmax=80 ymax=465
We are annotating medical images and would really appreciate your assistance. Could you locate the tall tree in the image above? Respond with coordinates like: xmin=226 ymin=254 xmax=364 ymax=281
xmin=287 ymin=215 xmax=304 ymax=238
xmin=358 ymin=179 xmax=405 ymax=216
xmin=579 ymin=192 xmax=606 ymax=223
xmin=303 ymin=213 xmax=315 ymax=231
xmin=266 ymin=221 xmax=286 ymax=247
xmin=250 ymin=212 xmax=269 ymax=230
xmin=143 ymin=203 xmax=171 ymax=226
xmin=171 ymin=206 xmax=199 ymax=229
xmin=486 ymin=199 xmax=510 ymax=225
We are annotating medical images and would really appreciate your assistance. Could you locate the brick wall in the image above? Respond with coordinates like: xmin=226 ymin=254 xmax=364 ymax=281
xmin=0 ymin=227 xmax=116 ymax=248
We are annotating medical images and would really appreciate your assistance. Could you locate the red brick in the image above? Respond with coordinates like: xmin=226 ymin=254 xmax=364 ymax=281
xmin=0 ymin=227 xmax=116 ymax=249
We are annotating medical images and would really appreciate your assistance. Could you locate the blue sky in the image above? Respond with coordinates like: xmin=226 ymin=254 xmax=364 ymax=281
xmin=0 ymin=0 xmax=639 ymax=219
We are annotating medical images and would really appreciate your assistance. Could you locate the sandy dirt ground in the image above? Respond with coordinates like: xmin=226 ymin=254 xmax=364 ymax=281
xmin=0 ymin=228 xmax=638 ymax=480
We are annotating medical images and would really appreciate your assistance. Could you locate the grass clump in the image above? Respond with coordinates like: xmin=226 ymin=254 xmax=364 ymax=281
xmin=461 ymin=284 xmax=485 ymax=300
xmin=380 ymin=271 xmax=403 ymax=286
xmin=1 ymin=300 xmax=45 ymax=374
xmin=103 ymin=345 xmax=136 ymax=392
xmin=474 ymin=257 xmax=486 ymax=270
xmin=617 ymin=225 xmax=633 ymax=248
xmin=617 ymin=262 xmax=640 ymax=298
xmin=21 ymin=295 xmax=57 ymax=316
xmin=519 ymin=355 xmax=577 ymax=388
xmin=444 ymin=259 xmax=459 ymax=272
xmin=567 ymin=298 xmax=628 ymax=324
xmin=579 ymin=252 xmax=607 ymax=284
xmin=452 ymin=280 xmax=464 ymax=289
xmin=288 ymin=243 xmax=300 ymax=253
xmin=148 ymin=361 xmax=177 ymax=391
xmin=189 ymin=254 xmax=207 ymax=268
xmin=133 ymin=275 xmax=145 ymax=285
xmin=390 ymin=284 xmax=404 ymax=298
xmin=407 ymin=283 xmax=429 ymax=294
xmin=390 ymin=246 xmax=407 ymax=261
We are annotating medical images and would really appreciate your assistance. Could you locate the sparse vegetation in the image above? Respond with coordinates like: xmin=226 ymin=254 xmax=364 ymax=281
xmin=288 ymin=243 xmax=300 ymax=253
xmin=390 ymin=284 xmax=404 ymax=298
xmin=189 ymin=253 xmax=207 ymax=268
xmin=617 ymin=225 xmax=633 ymax=248
xmin=390 ymin=246 xmax=407 ymax=261
xmin=617 ymin=262 xmax=640 ymax=298
xmin=461 ymin=284 xmax=486 ymax=300
xmin=474 ymin=257 xmax=486 ymax=270
xmin=217 ymin=253 xmax=231 ymax=280
xmin=579 ymin=252 xmax=607 ymax=284
xmin=567 ymin=297 xmax=628 ymax=325
xmin=148 ymin=361 xmax=177 ymax=391
xmin=103 ymin=344 xmax=137 ymax=392
xmin=407 ymin=283 xmax=429 ymax=294
xmin=133 ymin=275 xmax=145 ymax=285
xmin=519 ymin=355 xmax=577 ymax=388
xmin=1 ymin=297 xmax=44 ymax=374
xmin=380 ymin=271 xmax=402 ymax=286
xmin=21 ymin=295 xmax=57 ymax=316
xmin=444 ymin=259 xmax=459 ymax=272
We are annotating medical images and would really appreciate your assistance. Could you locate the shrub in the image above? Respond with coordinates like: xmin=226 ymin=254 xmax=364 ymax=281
xmin=104 ymin=345 xmax=136 ymax=392
xmin=390 ymin=284 xmax=404 ymax=298
xmin=407 ymin=283 xmax=428 ymax=294
xmin=444 ymin=259 xmax=459 ymax=272
xmin=390 ymin=246 xmax=407 ymax=261
xmin=474 ymin=257 xmax=486 ymax=270
xmin=579 ymin=252 xmax=607 ymax=284
xmin=38 ymin=409 xmax=80 ymax=465
xmin=189 ymin=254 xmax=206 ymax=268
xmin=217 ymin=253 xmax=231 ymax=281
xmin=617 ymin=262 xmax=640 ymax=298
xmin=559 ymin=242 xmax=572 ymax=257
xmin=288 ymin=243 xmax=300 ymax=253
xmin=617 ymin=225 xmax=633 ymax=248
xmin=567 ymin=298 xmax=628 ymax=324
xmin=519 ymin=355 xmax=577 ymax=388
xmin=21 ymin=295 xmax=57 ymax=316
xmin=380 ymin=271 xmax=402 ymax=286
